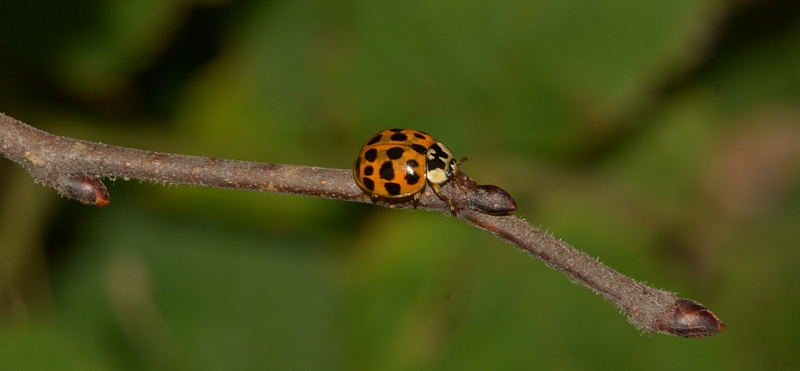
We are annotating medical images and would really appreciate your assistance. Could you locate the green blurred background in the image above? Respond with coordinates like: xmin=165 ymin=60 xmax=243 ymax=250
xmin=1 ymin=0 xmax=799 ymax=369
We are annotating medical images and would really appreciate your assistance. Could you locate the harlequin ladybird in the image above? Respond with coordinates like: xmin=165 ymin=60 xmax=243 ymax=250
xmin=353 ymin=129 xmax=462 ymax=207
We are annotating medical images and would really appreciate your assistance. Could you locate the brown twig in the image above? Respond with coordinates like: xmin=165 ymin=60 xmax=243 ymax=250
xmin=0 ymin=113 xmax=724 ymax=338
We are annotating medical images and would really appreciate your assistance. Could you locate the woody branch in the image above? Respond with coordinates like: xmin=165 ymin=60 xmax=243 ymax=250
xmin=0 ymin=113 xmax=724 ymax=338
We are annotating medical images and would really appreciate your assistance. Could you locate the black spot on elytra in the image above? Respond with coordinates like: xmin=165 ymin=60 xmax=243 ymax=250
xmin=390 ymin=132 xmax=408 ymax=142
xmin=411 ymin=144 xmax=426 ymax=155
xmin=367 ymin=134 xmax=382 ymax=145
xmin=386 ymin=147 xmax=405 ymax=160
xmin=364 ymin=148 xmax=378 ymax=162
xmin=363 ymin=177 xmax=375 ymax=191
xmin=406 ymin=159 xmax=419 ymax=168
xmin=379 ymin=161 xmax=395 ymax=180
xmin=413 ymin=132 xmax=426 ymax=140
xmin=405 ymin=171 xmax=420 ymax=185
xmin=389 ymin=128 xmax=403 ymax=132
xmin=384 ymin=182 xmax=401 ymax=196
xmin=363 ymin=166 xmax=373 ymax=176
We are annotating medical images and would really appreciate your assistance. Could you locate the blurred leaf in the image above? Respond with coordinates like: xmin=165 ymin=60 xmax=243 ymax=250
xmin=0 ymin=323 xmax=113 ymax=371
xmin=49 ymin=203 xmax=337 ymax=370
xmin=53 ymin=0 xmax=189 ymax=98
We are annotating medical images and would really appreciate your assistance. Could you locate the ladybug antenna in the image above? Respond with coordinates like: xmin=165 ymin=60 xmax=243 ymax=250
xmin=454 ymin=157 xmax=468 ymax=176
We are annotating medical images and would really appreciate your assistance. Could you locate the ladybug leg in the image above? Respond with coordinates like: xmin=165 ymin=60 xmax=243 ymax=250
xmin=452 ymin=157 xmax=469 ymax=190
xmin=451 ymin=177 xmax=461 ymax=190
xmin=431 ymin=183 xmax=458 ymax=216
xmin=370 ymin=194 xmax=381 ymax=205
xmin=412 ymin=190 xmax=422 ymax=209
